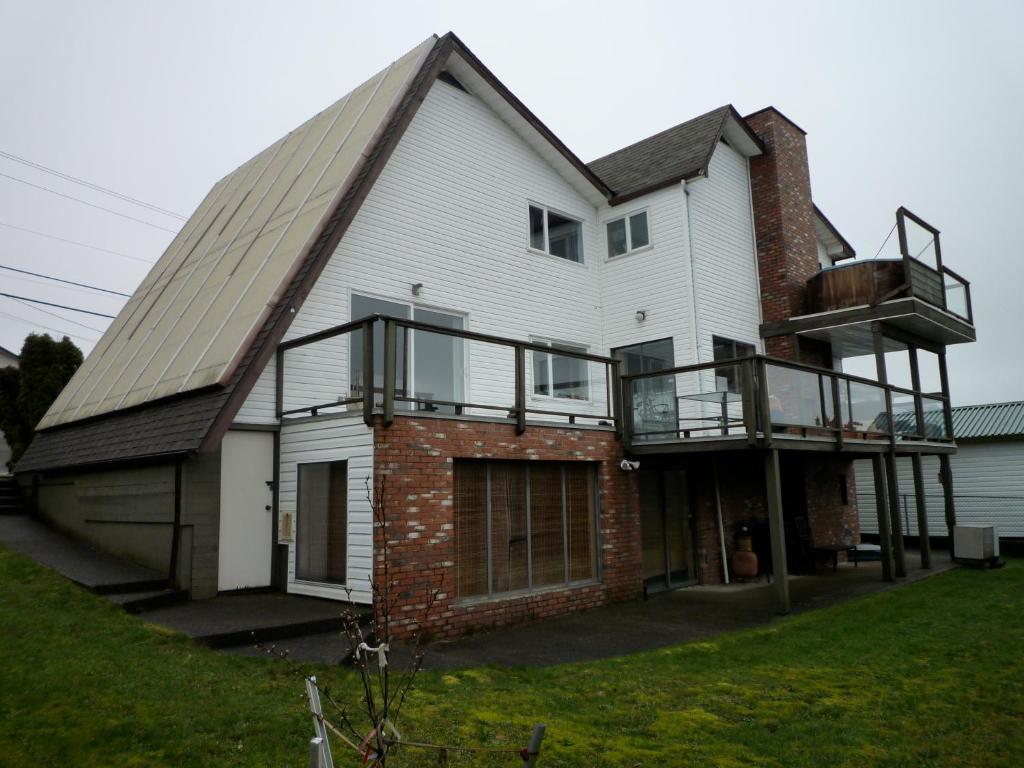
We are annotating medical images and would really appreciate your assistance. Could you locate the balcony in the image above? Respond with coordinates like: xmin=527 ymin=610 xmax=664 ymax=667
xmin=762 ymin=207 xmax=975 ymax=356
xmin=621 ymin=355 xmax=955 ymax=455
xmin=275 ymin=315 xmax=954 ymax=459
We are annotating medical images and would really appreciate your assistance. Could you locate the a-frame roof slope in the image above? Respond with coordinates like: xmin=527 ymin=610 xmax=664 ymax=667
xmin=17 ymin=32 xmax=610 ymax=472
xmin=39 ymin=37 xmax=436 ymax=431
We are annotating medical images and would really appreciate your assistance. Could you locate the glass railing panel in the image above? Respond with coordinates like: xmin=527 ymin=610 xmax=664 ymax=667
xmin=890 ymin=391 xmax=920 ymax=438
xmin=944 ymin=274 xmax=970 ymax=321
xmin=764 ymin=363 xmax=828 ymax=431
xmin=629 ymin=362 xmax=749 ymax=441
xmin=921 ymin=396 xmax=948 ymax=439
xmin=847 ymin=380 xmax=889 ymax=434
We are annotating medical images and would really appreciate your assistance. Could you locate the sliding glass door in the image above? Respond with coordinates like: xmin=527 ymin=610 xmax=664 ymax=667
xmin=349 ymin=294 xmax=465 ymax=413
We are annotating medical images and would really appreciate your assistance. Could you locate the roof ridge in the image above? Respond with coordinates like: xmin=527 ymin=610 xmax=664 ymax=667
xmin=587 ymin=105 xmax=732 ymax=165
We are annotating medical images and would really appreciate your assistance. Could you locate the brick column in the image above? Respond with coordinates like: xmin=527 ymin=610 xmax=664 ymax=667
xmin=745 ymin=108 xmax=822 ymax=361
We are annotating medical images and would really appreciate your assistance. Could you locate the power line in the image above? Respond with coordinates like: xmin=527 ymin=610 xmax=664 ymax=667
xmin=0 ymin=150 xmax=187 ymax=220
xmin=0 ymin=171 xmax=179 ymax=234
xmin=0 ymin=220 xmax=155 ymax=264
xmin=0 ymin=310 xmax=98 ymax=343
xmin=7 ymin=296 xmax=105 ymax=334
xmin=0 ymin=292 xmax=117 ymax=318
xmin=0 ymin=264 xmax=132 ymax=297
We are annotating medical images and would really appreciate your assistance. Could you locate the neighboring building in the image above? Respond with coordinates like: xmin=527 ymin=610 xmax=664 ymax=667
xmin=0 ymin=345 xmax=19 ymax=473
xmin=15 ymin=33 xmax=976 ymax=639
xmin=858 ymin=401 xmax=1024 ymax=542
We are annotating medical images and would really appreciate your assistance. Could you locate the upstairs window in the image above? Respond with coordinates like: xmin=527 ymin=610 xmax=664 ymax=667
xmin=532 ymin=338 xmax=590 ymax=401
xmin=529 ymin=204 xmax=583 ymax=263
xmin=606 ymin=211 xmax=650 ymax=257
xmin=712 ymin=336 xmax=756 ymax=393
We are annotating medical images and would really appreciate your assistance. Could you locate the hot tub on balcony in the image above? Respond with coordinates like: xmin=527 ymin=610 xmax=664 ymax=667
xmin=805 ymin=257 xmax=965 ymax=317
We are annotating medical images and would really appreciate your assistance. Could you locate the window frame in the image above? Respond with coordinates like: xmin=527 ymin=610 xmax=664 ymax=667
xmin=294 ymin=459 xmax=348 ymax=586
xmin=526 ymin=202 xmax=585 ymax=264
xmin=530 ymin=336 xmax=592 ymax=402
xmin=605 ymin=208 xmax=652 ymax=259
xmin=712 ymin=335 xmax=757 ymax=394
xmin=453 ymin=460 xmax=602 ymax=603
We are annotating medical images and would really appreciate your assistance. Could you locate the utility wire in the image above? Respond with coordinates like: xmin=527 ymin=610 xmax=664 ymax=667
xmin=0 ymin=264 xmax=132 ymax=297
xmin=0 ymin=171 xmax=179 ymax=234
xmin=0 ymin=292 xmax=117 ymax=318
xmin=0 ymin=150 xmax=187 ymax=220
xmin=0 ymin=220 xmax=155 ymax=264
xmin=0 ymin=309 xmax=98 ymax=343
xmin=7 ymin=296 xmax=105 ymax=334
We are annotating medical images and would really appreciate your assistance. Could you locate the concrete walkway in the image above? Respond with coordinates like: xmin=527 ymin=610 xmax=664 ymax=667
xmin=231 ymin=551 xmax=954 ymax=669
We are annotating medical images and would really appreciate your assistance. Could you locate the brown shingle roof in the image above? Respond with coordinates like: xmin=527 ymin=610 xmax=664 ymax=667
xmin=588 ymin=106 xmax=761 ymax=201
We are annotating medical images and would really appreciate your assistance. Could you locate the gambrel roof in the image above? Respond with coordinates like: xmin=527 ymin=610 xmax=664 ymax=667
xmin=17 ymin=33 xmax=610 ymax=472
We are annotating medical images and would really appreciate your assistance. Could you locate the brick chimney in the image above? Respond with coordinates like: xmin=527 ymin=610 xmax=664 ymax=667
xmin=745 ymin=107 xmax=823 ymax=362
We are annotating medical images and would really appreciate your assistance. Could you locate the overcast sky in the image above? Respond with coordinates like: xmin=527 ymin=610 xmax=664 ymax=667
xmin=1 ymin=0 xmax=1020 ymax=405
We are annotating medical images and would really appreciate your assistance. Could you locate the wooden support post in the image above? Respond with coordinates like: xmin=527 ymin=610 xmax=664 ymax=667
xmin=872 ymin=322 xmax=888 ymax=386
xmin=764 ymin=449 xmax=790 ymax=614
xmin=361 ymin=319 xmax=374 ymax=428
xmin=741 ymin=358 xmax=757 ymax=445
xmin=937 ymin=350 xmax=955 ymax=440
xmin=907 ymin=344 xmax=926 ymax=438
xmin=871 ymin=453 xmax=895 ymax=581
xmin=382 ymin=319 xmax=396 ymax=427
xmin=168 ymin=459 xmax=183 ymax=589
xmin=884 ymin=451 xmax=906 ymax=577
xmin=911 ymin=453 xmax=931 ymax=569
xmin=757 ymin=358 xmax=774 ymax=445
xmin=514 ymin=345 xmax=526 ymax=435
xmin=610 ymin=360 xmax=623 ymax=441
xmin=939 ymin=453 xmax=957 ymax=557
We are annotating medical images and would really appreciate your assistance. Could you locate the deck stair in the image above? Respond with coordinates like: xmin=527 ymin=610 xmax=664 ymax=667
xmin=0 ymin=476 xmax=25 ymax=515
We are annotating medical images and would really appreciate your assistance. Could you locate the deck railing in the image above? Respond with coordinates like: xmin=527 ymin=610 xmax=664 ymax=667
xmin=897 ymin=206 xmax=973 ymax=324
xmin=276 ymin=314 xmax=622 ymax=436
xmin=620 ymin=354 xmax=954 ymax=449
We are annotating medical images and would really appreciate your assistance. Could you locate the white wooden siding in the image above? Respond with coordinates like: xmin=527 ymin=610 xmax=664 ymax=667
xmin=856 ymin=443 xmax=1024 ymax=539
xmin=279 ymin=417 xmax=374 ymax=603
xmin=687 ymin=141 xmax=763 ymax=360
xmin=238 ymin=78 xmax=608 ymax=424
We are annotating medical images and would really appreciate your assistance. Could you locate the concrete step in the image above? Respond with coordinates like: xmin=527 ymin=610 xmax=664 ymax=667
xmin=91 ymin=578 xmax=171 ymax=595
xmin=107 ymin=587 xmax=188 ymax=614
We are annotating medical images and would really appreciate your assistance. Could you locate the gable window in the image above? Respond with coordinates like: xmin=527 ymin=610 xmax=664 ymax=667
xmin=532 ymin=338 xmax=589 ymax=400
xmin=712 ymin=336 xmax=756 ymax=393
xmin=454 ymin=461 xmax=598 ymax=599
xmin=528 ymin=204 xmax=583 ymax=263
xmin=606 ymin=210 xmax=650 ymax=257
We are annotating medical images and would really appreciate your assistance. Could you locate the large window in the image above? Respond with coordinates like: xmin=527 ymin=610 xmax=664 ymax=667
xmin=296 ymin=461 xmax=347 ymax=584
xmin=531 ymin=338 xmax=590 ymax=400
xmin=712 ymin=336 xmax=756 ymax=393
xmin=454 ymin=461 xmax=598 ymax=599
xmin=606 ymin=210 xmax=650 ymax=257
xmin=350 ymin=294 xmax=465 ymax=413
xmin=528 ymin=204 xmax=583 ymax=263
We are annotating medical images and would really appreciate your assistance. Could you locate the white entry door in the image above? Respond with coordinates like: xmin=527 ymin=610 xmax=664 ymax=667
xmin=218 ymin=430 xmax=274 ymax=591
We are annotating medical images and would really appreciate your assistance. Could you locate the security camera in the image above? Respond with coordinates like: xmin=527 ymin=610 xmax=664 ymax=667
xmin=619 ymin=459 xmax=640 ymax=472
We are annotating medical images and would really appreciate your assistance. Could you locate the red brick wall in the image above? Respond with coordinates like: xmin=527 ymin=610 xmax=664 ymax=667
xmin=372 ymin=416 xmax=641 ymax=640
xmin=746 ymin=108 xmax=822 ymax=361
xmin=687 ymin=452 xmax=860 ymax=583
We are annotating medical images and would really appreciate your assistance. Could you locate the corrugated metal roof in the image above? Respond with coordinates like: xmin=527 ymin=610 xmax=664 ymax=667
xmin=38 ymin=36 xmax=437 ymax=430
xmin=952 ymin=401 xmax=1024 ymax=440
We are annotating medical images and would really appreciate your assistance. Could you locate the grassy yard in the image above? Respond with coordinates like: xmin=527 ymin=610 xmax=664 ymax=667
xmin=1 ymin=547 xmax=1022 ymax=768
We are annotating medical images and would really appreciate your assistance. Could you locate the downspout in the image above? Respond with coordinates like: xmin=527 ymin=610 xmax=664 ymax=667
xmin=168 ymin=459 xmax=183 ymax=589
xmin=682 ymin=180 xmax=704 ymax=364
xmin=744 ymin=156 xmax=765 ymax=353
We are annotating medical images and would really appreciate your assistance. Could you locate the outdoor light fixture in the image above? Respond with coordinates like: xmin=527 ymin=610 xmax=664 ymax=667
xmin=411 ymin=283 xmax=424 ymax=296
xmin=635 ymin=310 xmax=647 ymax=322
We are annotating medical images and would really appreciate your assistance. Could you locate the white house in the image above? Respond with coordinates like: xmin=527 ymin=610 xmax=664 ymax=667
xmin=15 ymin=33 xmax=976 ymax=638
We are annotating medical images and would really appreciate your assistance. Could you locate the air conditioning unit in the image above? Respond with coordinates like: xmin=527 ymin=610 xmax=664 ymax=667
xmin=953 ymin=525 xmax=1000 ymax=564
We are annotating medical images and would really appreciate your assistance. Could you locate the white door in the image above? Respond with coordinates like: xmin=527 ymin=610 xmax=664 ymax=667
xmin=218 ymin=430 xmax=274 ymax=591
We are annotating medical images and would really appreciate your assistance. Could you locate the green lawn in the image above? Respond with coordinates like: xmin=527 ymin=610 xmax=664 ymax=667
xmin=1 ymin=547 xmax=1022 ymax=768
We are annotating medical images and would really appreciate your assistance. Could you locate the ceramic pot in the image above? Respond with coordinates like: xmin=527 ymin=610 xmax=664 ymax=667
xmin=732 ymin=549 xmax=759 ymax=579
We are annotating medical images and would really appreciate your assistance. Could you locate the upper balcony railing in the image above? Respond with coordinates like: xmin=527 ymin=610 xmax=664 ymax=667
xmin=805 ymin=207 xmax=973 ymax=326
xmin=621 ymin=355 xmax=954 ymax=450
xmin=276 ymin=314 xmax=622 ymax=435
